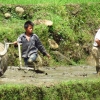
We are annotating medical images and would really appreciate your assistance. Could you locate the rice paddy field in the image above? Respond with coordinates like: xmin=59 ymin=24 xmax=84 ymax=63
xmin=0 ymin=0 xmax=100 ymax=100
xmin=0 ymin=0 xmax=100 ymax=5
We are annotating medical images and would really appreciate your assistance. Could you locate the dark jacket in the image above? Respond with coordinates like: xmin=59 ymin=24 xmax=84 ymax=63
xmin=17 ymin=33 xmax=47 ymax=58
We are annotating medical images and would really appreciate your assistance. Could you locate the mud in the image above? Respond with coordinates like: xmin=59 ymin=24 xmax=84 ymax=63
xmin=0 ymin=65 xmax=99 ymax=86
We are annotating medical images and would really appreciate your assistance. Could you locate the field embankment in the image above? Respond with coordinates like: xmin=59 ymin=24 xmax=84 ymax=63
xmin=0 ymin=79 xmax=100 ymax=100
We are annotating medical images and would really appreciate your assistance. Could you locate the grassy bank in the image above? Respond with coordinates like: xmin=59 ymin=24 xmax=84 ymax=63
xmin=0 ymin=79 xmax=100 ymax=100
xmin=0 ymin=3 xmax=100 ymax=66
xmin=0 ymin=0 xmax=100 ymax=5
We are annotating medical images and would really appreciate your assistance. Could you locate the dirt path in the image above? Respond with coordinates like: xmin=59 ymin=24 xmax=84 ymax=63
xmin=0 ymin=65 xmax=98 ymax=86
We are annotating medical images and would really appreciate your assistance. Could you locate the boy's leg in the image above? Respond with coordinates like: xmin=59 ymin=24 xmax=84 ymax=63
xmin=28 ymin=53 xmax=37 ymax=63
xmin=27 ymin=53 xmax=37 ymax=69
xmin=23 ymin=57 xmax=29 ymax=73
xmin=92 ymin=46 xmax=100 ymax=73
xmin=28 ymin=54 xmax=44 ymax=72
xmin=34 ymin=54 xmax=42 ymax=70
xmin=24 ymin=58 xmax=29 ymax=66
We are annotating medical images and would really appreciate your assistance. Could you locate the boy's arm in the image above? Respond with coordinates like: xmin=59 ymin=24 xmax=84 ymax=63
xmin=35 ymin=35 xmax=50 ymax=58
xmin=95 ymin=38 xmax=100 ymax=46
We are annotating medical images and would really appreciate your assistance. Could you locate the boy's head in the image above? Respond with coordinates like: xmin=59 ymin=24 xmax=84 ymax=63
xmin=24 ymin=20 xmax=34 ymax=34
xmin=24 ymin=20 xmax=34 ymax=29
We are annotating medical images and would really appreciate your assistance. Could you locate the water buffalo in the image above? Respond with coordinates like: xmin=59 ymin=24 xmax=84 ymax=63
xmin=0 ymin=42 xmax=9 ymax=76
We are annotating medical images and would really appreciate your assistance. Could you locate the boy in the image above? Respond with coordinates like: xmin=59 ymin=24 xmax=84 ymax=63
xmin=14 ymin=20 xmax=50 ymax=70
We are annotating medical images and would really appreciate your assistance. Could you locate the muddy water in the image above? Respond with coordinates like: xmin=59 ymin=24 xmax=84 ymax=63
xmin=0 ymin=65 xmax=99 ymax=86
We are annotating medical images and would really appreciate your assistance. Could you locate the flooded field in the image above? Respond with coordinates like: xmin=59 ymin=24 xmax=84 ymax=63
xmin=0 ymin=65 xmax=99 ymax=86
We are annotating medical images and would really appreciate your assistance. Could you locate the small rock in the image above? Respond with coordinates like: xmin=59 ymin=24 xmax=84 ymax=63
xmin=4 ymin=13 xmax=11 ymax=19
xmin=48 ymin=39 xmax=59 ymax=49
xmin=33 ymin=19 xmax=53 ymax=26
xmin=15 ymin=7 xmax=24 ymax=14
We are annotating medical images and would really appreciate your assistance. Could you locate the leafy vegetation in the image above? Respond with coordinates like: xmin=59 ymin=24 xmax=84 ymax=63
xmin=0 ymin=2 xmax=99 ymax=66
xmin=0 ymin=79 xmax=100 ymax=100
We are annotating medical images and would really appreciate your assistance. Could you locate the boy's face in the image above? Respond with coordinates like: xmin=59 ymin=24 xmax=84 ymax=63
xmin=25 ymin=25 xmax=33 ymax=34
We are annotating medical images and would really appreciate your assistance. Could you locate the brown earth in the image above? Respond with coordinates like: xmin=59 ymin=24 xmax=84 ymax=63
xmin=0 ymin=65 xmax=99 ymax=87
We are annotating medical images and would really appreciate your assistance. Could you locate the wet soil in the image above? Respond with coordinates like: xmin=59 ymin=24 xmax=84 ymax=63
xmin=0 ymin=65 xmax=99 ymax=86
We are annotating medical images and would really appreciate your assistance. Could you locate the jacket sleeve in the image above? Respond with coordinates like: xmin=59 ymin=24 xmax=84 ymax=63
xmin=14 ymin=34 xmax=23 ymax=48
xmin=35 ymin=34 xmax=47 ymax=56
xmin=17 ymin=34 xmax=23 ymax=43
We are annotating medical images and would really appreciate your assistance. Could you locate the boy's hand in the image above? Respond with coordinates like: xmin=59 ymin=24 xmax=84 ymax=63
xmin=13 ymin=41 xmax=18 ymax=45
xmin=46 ymin=53 xmax=50 ymax=59
xmin=13 ymin=41 xmax=18 ymax=47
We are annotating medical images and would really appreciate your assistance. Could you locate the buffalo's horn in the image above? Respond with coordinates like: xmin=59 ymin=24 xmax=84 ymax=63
xmin=0 ymin=42 xmax=10 ymax=56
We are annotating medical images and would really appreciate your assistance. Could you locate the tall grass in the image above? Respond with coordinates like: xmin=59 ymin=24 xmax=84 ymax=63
xmin=0 ymin=0 xmax=100 ymax=5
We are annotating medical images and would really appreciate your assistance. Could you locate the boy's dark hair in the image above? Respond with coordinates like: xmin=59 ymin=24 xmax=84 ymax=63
xmin=24 ymin=20 xmax=34 ymax=29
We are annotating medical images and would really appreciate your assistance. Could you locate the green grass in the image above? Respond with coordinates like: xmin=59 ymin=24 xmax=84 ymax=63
xmin=1 ymin=79 xmax=100 ymax=100
xmin=0 ymin=0 xmax=100 ymax=5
